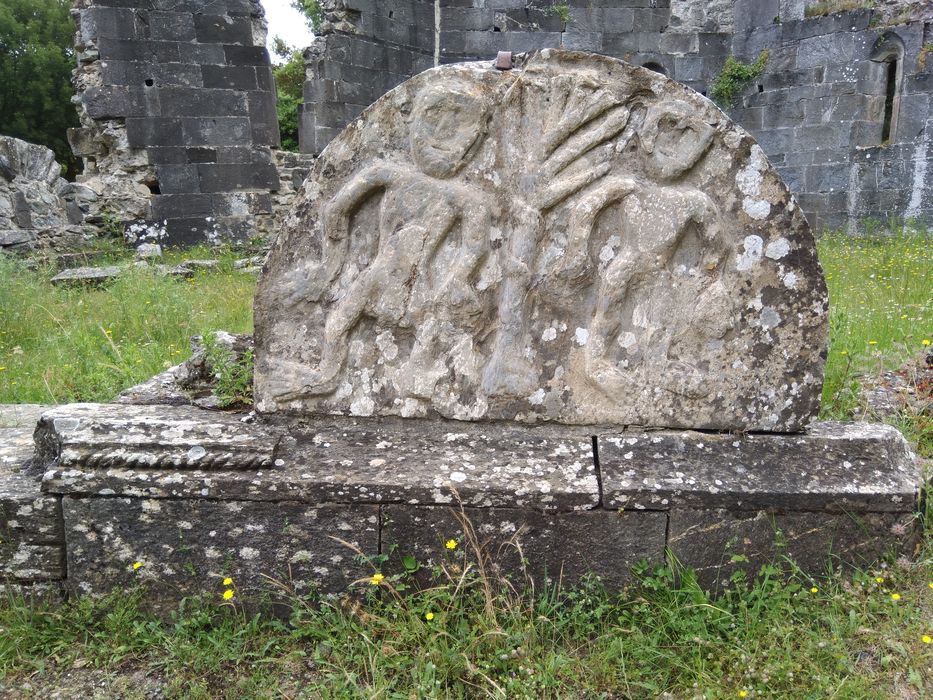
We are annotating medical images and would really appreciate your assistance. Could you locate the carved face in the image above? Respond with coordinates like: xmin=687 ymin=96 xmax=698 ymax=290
xmin=640 ymin=101 xmax=715 ymax=180
xmin=409 ymin=83 xmax=489 ymax=179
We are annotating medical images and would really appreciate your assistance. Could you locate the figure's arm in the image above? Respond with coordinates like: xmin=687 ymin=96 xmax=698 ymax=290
xmin=322 ymin=163 xmax=399 ymax=241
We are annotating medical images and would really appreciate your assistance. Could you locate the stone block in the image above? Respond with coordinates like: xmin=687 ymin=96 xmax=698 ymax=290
xmin=154 ymin=164 xmax=199 ymax=194
xmin=668 ymin=509 xmax=919 ymax=590
xmin=42 ymin=415 xmax=599 ymax=512
xmin=1 ymin=544 xmax=64 ymax=582
xmin=796 ymin=33 xmax=854 ymax=69
xmin=50 ymin=266 xmax=122 ymax=285
xmin=201 ymin=64 xmax=258 ymax=91
xmin=599 ymin=422 xmax=919 ymax=513
xmin=181 ymin=117 xmax=252 ymax=146
xmin=223 ymin=45 xmax=271 ymax=67
xmin=193 ymin=14 xmax=253 ymax=45
xmin=63 ymin=496 xmax=379 ymax=600
xmin=150 ymin=193 xmax=214 ymax=219
xmin=159 ymin=87 xmax=247 ymax=118
xmin=382 ymin=505 xmax=667 ymax=589
xmin=197 ymin=163 xmax=279 ymax=192
xmin=33 ymin=403 xmax=284 ymax=472
xmin=147 ymin=11 xmax=197 ymax=42
xmin=126 ymin=117 xmax=185 ymax=148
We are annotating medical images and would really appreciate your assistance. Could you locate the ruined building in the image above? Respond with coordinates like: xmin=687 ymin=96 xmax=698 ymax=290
xmin=67 ymin=1 xmax=932 ymax=244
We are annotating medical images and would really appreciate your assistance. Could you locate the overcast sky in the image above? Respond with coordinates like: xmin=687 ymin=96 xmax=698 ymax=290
xmin=263 ymin=1 xmax=315 ymax=57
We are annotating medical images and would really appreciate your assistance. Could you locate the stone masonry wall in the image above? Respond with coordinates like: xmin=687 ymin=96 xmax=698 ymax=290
xmin=302 ymin=1 xmax=932 ymax=233
xmin=70 ymin=0 xmax=281 ymax=246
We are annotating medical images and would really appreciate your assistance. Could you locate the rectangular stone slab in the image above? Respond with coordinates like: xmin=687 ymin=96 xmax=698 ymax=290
xmin=599 ymin=422 xmax=919 ymax=513
xmin=34 ymin=403 xmax=283 ymax=472
xmin=43 ymin=416 xmax=599 ymax=512
xmin=1 ymin=543 xmax=64 ymax=581
xmin=63 ymin=496 xmax=379 ymax=601
xmin=381 ymin=505 xmax=667 ymax=590
xmin=668 ymin=509 xmax=919 ymax=591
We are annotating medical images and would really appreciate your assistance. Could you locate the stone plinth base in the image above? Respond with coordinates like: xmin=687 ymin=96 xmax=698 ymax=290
xmin=0 ymin=404 xmax=923 ymax=601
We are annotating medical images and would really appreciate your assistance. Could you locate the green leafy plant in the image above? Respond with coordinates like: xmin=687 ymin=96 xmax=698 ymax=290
xmin=291 ymin=0 xmax=323 ymax=32
xmin=550 ymin=3 xmax=572 ymax=26
xmin=271 ymin=39 xmax=306 ymax=152
xmin=202 ymin=334 xmax=253 ymax=408
xmin=709 ymin=50 xmax=769 ymax=108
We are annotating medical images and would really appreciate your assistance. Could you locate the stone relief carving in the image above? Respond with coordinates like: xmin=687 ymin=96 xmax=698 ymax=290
xmin=255 ymin=50 xmax=828 ymax=431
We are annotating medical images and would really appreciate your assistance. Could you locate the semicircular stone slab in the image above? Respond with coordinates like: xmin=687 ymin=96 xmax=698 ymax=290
xmin=254 ymin=49 xmax=828 ymax=431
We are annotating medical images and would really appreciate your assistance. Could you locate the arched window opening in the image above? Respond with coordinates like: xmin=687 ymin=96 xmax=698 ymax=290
xmin=870 ymin=32 xmax=905 ymax=146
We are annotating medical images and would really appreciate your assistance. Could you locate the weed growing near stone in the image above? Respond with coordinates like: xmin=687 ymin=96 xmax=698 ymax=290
xmin=709 ymin=51 xmax=769 ymax=108
xmin=0 ymin=248 xmax=255 ymax=404
xmin=817 ymin=227 xmax=931 ymax=455
xmin=0 ymin=534 xmax=931 ymax=698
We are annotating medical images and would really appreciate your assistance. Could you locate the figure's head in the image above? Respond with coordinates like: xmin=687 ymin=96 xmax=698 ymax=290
xmin=409 ymin=81 xmax=490 ymax=178
xmin=639 ymin=100 xmax=715 ymax=180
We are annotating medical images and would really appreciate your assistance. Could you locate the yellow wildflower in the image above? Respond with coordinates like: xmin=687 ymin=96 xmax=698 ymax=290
xmin=875 ymin=577 xmax=884 ymax=583
xmin=132 ymin=561 xmax=142 ymax=570
xmin=445 ymin=539 xmax=458 ymax=550
xmin=425 ymin=612 xmax=434 ymax=621
xmin=891 ymin=593 xmax=901 ymax=601
xmin=370 ymin=573 xmax=385 ymax=585
xmin=810 ymin=587 xmax=818 ymax=593
xmin=923 ymin=339 xmax=931 ymax=346
xmin=922 ymin=635 xmax=932 ymax=644
xmin=868 ymin=340 xmax=877 ymax=345
xmin=223 ymin=589 xmax=234 ymax=600
xmin=223 ymin=577 xmax=233 ymax=586
xmin=739 ymin=692 xmax=748 ymax=698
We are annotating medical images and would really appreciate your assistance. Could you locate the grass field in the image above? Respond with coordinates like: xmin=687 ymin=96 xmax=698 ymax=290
xmin=0 ymin=231 xmax=930 ymax=698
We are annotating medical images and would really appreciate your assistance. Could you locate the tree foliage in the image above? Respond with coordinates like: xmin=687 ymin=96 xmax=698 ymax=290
xmin=0 ymin=0 xmax=79 ymax=177
xmin=291 ymin=0 xmax=323 ymax=32
xmin=272 ymin=41 xmax=305 ymax=152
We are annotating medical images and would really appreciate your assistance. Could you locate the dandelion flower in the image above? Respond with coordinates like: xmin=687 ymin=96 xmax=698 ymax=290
xmin=132 ymin=561 xmax=142 ymax=570
xmin=223 ymin=577 xmax=233 ymax=586
xmin=739 ymin=692 xmax=748 ymax=698
xmin=425 ymin=612 xmax=434 ymax=621
xmin=868 ymin=340 xmax=877 ymax=345
xmin=370 ymin=573 xmax=385 ymax=585
xmin=922 ymin=635 xmax=932 ymax=644
xmin=445 ymin=539 xmax=458 ymax=550
xmin=929 ymin=582 xmax=933 ymax=589
xmin=810 ymin=587 xmax=818 ymax=593
xmin=223 ymin=589 xmax=234 ymax=600
xmin=875 ymin=577 xmax=884 ymax=583
xmin=891 ymin=593 xmax=901 ymax=601
xmin=923 ymin=339 xmax=931 ymax=346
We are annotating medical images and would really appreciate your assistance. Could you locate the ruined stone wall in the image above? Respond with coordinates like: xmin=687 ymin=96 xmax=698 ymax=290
xmin=301 ymin=0 xmax=932 ymax=232
xmin=731 ymin=5 xmax=932 ymax=232
xmin=70 ymin=0 xmax=281 ymax=246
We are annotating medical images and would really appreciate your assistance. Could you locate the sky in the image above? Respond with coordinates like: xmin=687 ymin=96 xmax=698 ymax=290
xmin=263 ymin=1 xmax=315 ymax=57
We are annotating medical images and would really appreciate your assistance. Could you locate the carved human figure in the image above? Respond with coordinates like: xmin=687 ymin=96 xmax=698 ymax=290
xmin=561 ymin=99 xmax=732 ymax=399
xmin=272 ymin=80 xmax=493 ymax=400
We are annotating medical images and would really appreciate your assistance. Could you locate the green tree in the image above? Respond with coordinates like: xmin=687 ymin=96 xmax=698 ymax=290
xmin=272 ymin=38 xmax=305 ymax=152
xmin=0 ymin=0 xmax=79 ymax=177
xmin=291 ymin=0 xmax=323 ymax=32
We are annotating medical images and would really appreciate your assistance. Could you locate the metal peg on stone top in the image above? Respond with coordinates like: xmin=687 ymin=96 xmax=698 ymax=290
xmin=495 ymin=51 xmax=513 ymax=70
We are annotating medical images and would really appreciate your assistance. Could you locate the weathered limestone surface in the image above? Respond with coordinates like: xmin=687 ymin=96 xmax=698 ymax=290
xmin=50 ymin=266 xmax=121 ymax=284
xmin=63 ymin=496 xmax=378 ymax=599
xmin=43 ymin=415 xmax=598 ymax=512
xmin=0 ymin=136 xmax=87 ymax=252
xmin=668 ymin=509 xmax=919 ymax=590
xmin=256 ymin=50 xmax=827 ymax=431
xmin=382 ymin=506 xmax=666 ymax=589
xmin=1 ymin=419 xmax=65 ymax=584
xmin=34 ymin=404 xmax=283 ymax=472
xmin=599 ymin=421 xmax=919 ymax=512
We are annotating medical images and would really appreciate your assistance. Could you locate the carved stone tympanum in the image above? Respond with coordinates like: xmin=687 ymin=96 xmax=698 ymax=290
xmin=254 ymin=50 xmax=828 ymax=431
